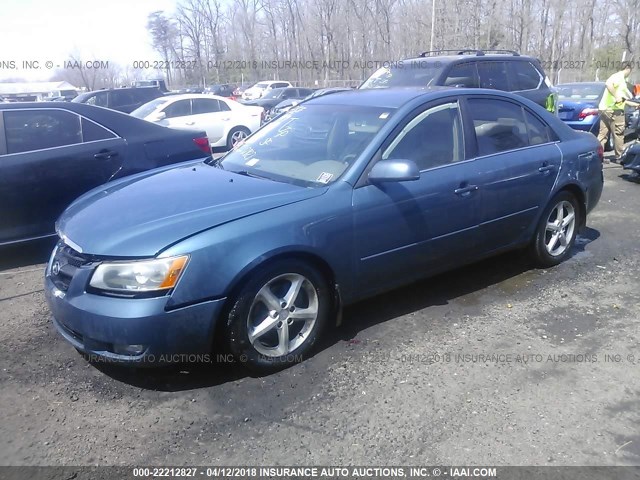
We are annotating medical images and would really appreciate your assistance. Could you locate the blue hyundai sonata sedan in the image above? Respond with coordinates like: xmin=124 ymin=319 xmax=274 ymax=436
xmin=45 ymin=88 xmax=603 ymax=372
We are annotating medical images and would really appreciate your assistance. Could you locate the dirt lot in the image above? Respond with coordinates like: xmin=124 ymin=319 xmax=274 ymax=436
xmin=1 ymin=163 xmax=640 ymax=467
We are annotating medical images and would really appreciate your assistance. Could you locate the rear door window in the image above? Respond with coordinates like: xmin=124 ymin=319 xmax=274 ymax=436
xmin=164 ymin=100 xmax=192 ymax=118
xmin=468 ymin=98 xmax=529 ymax=155
xmin=81 ymin=118 xmax=117 ymax=142
xmin=110 ymin=90 xmax=136 ymax=108
xmin=4 ymin=109 xmax=82 ymax=154
xmin=192 ymin=99 xmax=222 ymax=114
xmin=477 ymin=62 xmax=510 ymax=91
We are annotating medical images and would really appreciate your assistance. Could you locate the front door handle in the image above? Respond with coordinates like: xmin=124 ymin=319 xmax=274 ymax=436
xmin=185 ymin=121 xmax=195 ymax=126
xmin=454 ymin=184 xmax=479 ymax=196
xmin=94 ymin=150 xmax=119 ymax=160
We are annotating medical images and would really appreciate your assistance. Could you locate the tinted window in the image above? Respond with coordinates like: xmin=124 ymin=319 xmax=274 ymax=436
xmin=360 ymin=63 xmax=444 ymax=89
xmin=164 ymin=100 xmax=191 ymax=118
xmin=468 ymin=98 xmax=529 ymax=155
xmin=444 ymin=63 xmax=479 ymax=87
xmin=110 ymin=90 xmax=135 ymax=107
xmin=383 ymin=102 xmax=464 ymax=170
xmin=192 ymin=99 xmax=221 ymax=114
xmin=524 ymin=110 xmax=551 ymax=145
xmin=218 ymin=99 xmax=231 ymax=111
xmin=509 ymin=62 xmax=541 ymax=91
xmin=298 ymin=88 xmax=313 ymax=97
xmin=82 ymin=118 xmax=117 ymax=142
xmin=85 ymin=92 xmax=108 ymax=107
xmin=274 ymin=83 xmax=289 ymax=88
xmin=4 ymin=110 xmax=82 ymax=154
xmin=478 ymin=62 xmax=510 ymax=91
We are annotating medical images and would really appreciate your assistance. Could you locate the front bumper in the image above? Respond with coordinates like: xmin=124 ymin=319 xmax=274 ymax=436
xmin=45 ymin=272 xmax=226 ymax=365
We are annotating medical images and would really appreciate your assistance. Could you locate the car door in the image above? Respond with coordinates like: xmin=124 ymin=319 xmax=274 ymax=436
xmin=190 ymin=98 xmax=227 ymax=144
xmin=0 ymin=108 xmax=125 ymax=244
xmin=352 ymin=100 xmax=482 ymax=296
xmin=465 ymin=96 xmax=561 ymax=253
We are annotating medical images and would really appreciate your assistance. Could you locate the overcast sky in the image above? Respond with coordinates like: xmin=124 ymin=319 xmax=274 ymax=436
xmin=0 ymin=0 xmax=177 ymax=81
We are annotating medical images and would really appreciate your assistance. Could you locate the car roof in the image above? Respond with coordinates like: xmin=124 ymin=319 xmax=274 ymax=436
xmin=304 ymin=87 xmax=451 ymax=108
xmin=160 ymin=93 xmax=228 ymax=102
xmin=402 ymin=53 xmax=540 ymax=64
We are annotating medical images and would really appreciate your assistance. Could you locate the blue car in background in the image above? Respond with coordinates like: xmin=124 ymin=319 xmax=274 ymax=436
xmin=45 ymin=88 xmax=604 ymax=373
xmin=557 ymin=82 xmax=640 ymax=149
xmin=557 ymin=82 xmax=604 ymax=135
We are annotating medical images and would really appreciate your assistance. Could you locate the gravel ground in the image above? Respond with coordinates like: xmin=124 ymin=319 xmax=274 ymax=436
xmin=1 ymin=162 xmax=639 ymax=467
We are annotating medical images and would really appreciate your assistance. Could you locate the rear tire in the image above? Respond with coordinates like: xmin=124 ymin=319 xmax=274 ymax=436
xmin=530 ymin=191 xmax=580 ymax=268
xmin=224 ymin=259 xmax=331 ymax=373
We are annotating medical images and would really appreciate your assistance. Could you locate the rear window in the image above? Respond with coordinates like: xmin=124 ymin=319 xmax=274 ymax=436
xmin=509 ymin=62 xmax=542 ymax=91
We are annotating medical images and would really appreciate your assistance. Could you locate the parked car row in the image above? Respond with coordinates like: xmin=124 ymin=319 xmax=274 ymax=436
xmin=0 ymin=49 xmax=608 ymax=374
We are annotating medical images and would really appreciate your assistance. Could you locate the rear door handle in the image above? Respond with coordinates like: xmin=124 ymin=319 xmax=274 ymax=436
xmin=94 ymin=150 xmax=119 ymax=160
xmin=185 ymin=121 xmax=195 ymax=126
xmin=538 ymin=165 xmax=555 ymax=173
xmin=454 ymin=185 xmax=479 ymax=196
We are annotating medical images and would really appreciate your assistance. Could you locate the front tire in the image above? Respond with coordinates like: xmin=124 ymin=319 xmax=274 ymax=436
xmin=225 ymin=260 xmax=331 ymax=372
xmin=530 ymin=191 xmax=580 ymax=268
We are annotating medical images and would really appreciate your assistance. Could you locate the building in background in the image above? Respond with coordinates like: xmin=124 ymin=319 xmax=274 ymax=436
xmin=0 ymin=81 xmax=79 ymax=102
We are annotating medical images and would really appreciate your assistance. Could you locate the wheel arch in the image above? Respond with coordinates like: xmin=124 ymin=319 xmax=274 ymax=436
xmin=215 ymin=249 xmax=342 ymax=343
xmin=556 ymin=182 xmax=587 ymax=230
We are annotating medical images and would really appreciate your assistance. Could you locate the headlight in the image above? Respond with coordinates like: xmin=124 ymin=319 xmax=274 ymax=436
xmin=89 ymin=255 xmax=189 ymax=294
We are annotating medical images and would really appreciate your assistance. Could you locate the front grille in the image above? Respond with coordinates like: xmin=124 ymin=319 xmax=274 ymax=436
xmin=50 ymin=244 xmax=91 ymax=292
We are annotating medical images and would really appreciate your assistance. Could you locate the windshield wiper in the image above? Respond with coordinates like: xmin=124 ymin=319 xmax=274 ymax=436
xmin=230 ymin=170 xmax=272 ymax=180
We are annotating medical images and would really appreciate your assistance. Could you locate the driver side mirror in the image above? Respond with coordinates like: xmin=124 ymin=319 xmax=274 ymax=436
xmin=368 ymin=159 xmax=420 ymax=183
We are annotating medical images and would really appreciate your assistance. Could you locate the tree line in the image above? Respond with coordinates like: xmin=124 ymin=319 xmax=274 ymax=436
xmin=143 ymin=0 xmax=640 ymax=88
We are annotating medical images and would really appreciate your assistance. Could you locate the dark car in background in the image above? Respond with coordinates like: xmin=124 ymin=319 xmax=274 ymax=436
xmin=265 ymin=87 xmax=351 ymax=121
xmin=73 ymin=87 xmax=165 ymax=113
xmin=241 ymin=87 xmax=313 ymax=118
xmin=360 ymin=49 xmax=556 ymax=112
xmin=0 ymin=102 xmax=211 ymax=245
xmin=45 ymin=88 xmax=602 ymax=372
xmin=205 ymin=84 xmax=236 ymax=97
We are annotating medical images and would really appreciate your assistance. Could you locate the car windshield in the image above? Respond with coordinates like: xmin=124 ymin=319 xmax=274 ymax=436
xmin=255 ymin=82 xmax=269 ymax=89
xmin=218 ymin=104 xmax=396 ymax=187
xmin=130 ymin=98 xmax=169 ymax=118
xmin=359 ymin=63 xmax=444 ymax=89
xmin=557 ymin=84 xmax=604 ymax=101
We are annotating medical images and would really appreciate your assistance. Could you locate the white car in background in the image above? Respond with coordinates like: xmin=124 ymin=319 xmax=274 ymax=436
xmin=241 ymin=81 xmax=292 ymax=101
xmin=131 ymin=94 xmax=263 ymax=150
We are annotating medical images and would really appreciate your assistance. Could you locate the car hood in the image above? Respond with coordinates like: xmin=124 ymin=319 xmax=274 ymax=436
xmin=58 ymin=163 xmax=327 ymax=257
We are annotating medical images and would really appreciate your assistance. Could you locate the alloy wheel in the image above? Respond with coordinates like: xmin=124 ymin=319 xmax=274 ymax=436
xmin=544 ymin=200 xmax=576 ymax=257
xmin=246 ymin=273 xmax=319 ymax=357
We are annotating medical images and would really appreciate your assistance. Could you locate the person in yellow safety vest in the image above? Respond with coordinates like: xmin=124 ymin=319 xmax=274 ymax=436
xmin=598 ymin=62 xmax=634 ymax=162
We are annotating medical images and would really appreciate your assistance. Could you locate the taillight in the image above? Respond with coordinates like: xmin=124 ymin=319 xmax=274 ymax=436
xmin=597 ymin=145 xmax=604 ymax=162
xmin=193 ymin=137 xmax=211 ymax=154
xmin=578 ymin=108 xmax=599 ymax=120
